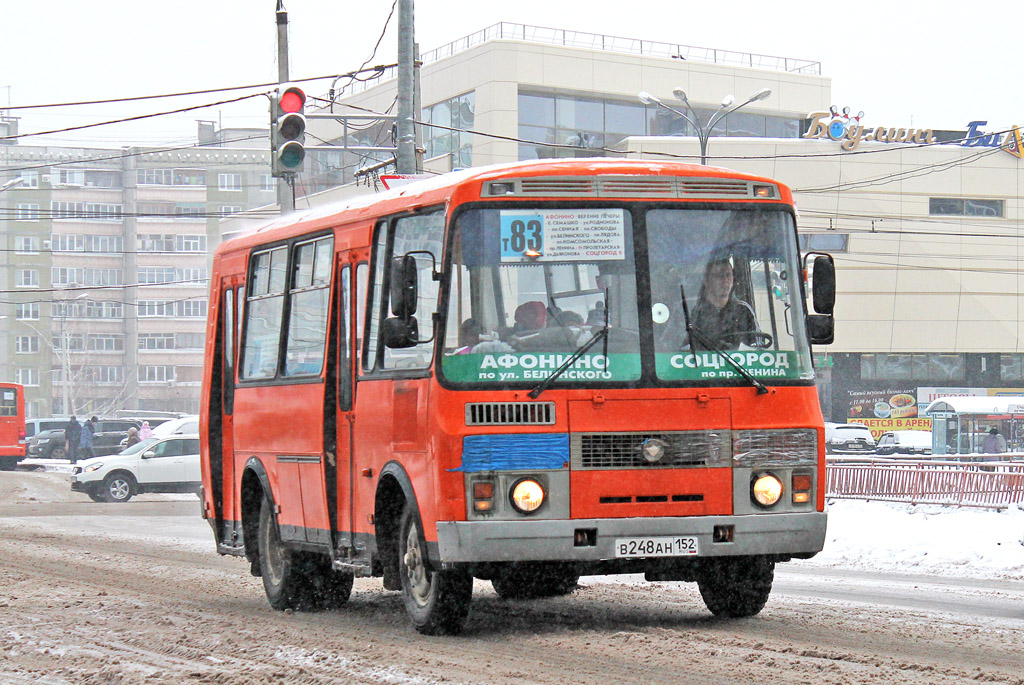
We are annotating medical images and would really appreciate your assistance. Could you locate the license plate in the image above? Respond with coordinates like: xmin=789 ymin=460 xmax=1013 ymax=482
xmin=614 ymin=536 xmax=698 ymax=558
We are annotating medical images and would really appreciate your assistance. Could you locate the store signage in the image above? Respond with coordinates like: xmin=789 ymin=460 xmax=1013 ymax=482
xmin=960 ymin=121 xmax=1024 ymax=158
xmin=803 ymin=107 xmax=937 ymax=151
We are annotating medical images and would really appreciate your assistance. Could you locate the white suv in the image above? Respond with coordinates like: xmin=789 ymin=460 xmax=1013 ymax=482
xmin=70 ymin=435 xmax=201 ymax=503
xmin=824 ymin=422 xmax=877 ymax=454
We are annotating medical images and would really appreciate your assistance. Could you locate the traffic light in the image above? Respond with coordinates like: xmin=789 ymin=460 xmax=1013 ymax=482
xmin=271 ymin=85 xmax=306 ymax=177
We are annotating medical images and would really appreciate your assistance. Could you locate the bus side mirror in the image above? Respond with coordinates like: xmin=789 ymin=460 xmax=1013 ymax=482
xmin=390 ymin=254 xmax=418 ymax=319
xmin=806 ymin=314 xmax=834 ymax=345
xmin=382 ymin=316 xmax=419 ymax=349
xmin=809 ymin=254 xmax=835 ymax=315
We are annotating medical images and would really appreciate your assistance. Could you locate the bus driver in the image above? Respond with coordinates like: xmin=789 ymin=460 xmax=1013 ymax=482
xmin=689 ymin=257 xmax=759 ymax=351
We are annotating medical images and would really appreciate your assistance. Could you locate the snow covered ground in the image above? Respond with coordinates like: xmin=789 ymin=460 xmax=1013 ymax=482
xmin=803 ymin=498 xmax=1024 ymax=579
xmin=18 ymin=460 xmax=1024 ymax=581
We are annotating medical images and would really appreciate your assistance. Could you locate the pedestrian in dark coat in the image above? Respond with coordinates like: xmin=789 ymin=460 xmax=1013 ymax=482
xmin=64 ymin=416 xmax=82 ymax=463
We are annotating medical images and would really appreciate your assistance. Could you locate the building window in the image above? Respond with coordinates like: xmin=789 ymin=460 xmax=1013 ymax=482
xmin=178 ymin=267 xmax=207 ymax=284
xmin=218 ymin=173 xmax=242 ymax=191
xmin=139 ymin=333 xmax=175 ymax=350
xmin=15 ymin=204 xmax=39 ymax=221
xmin=139 ymin=300 xmax=173 ymax=317
xmin=15 ymin=236 xmax=40 ymax=253
xmin=16 ymin=269 xmax=39 ymax=288
xmin=175 ymin=203 xmax=205 ymax=217
xmin=52 ymin=234 xmax=86 ymax=252
xmin=423 ymin=92 xmax=475 ymax=167
xmin=140 ymin=365 xmax=175 ymax=383
xmin=861 ymin=353 xmax=965 ymax=382
xmin=179 ymin=300 xmax=208 ymax=318
xmin=16 ymin=303 xmax=39 ymax=320
xmin=138 ymin=234 xmax=175 ymax=252
xmin=929 ymin=197 xmax=1004 ymax=217
xmin=260 ymin=174 xmax=275 ymax=192
xmin=138 ymin=267 xmax=176 ymax=284
xmin=220 ymin=205 xmax=243 ymax=216
xmin=798 ymin=233 xmax=849 ymax=253
xmin=16 ymin=369 xmax=40 ymax=387
xmin=15 ymin=336 xmax=39 ymax=354
xmin=84 ymin=269 xmax=122 ymax=286
xmin=175 ymin=234 xmax=207 ymax=252
xmin=50 ymin=201 xmax=123 ymax=220
xmin=87 ymin=334 xmax=124 ymax=351
xmin=88 ymin=235 xmax=123 ymax=253
xmin=17 ymin=171 xmax=39 ymax=188
xmin=176 ymin=332 xmax=204 ymax=349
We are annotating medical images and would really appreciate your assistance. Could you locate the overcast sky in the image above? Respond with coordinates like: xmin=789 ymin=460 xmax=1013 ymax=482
xmin=3 ymin=1 xmax=1021 ymax=147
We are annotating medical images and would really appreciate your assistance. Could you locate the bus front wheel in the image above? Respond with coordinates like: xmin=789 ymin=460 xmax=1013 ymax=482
xmin=399 ymin=504 xmax=472 ymax=635
xmin=697 ymin=556 xmax=774 ymax=618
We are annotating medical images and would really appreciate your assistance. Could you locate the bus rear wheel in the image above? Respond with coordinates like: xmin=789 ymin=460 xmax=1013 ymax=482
xmin=491 ymin=563 xmax=579 ymax=599
xmin=697 ymin=556 xmax=774 ymax=618
xmin=259 ymin=497 xmax=317 ymax=611
xmin=0 ymin=456 xmax=17 ymax=471
xmin=399 ymin=504 xmax=472 ymax=635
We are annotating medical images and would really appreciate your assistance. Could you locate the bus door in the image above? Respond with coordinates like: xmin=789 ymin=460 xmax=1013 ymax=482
xmin=217 ymin=278 xmax=241 ymax=531
xmin=333 ymin=259 xmax=355 ymax=553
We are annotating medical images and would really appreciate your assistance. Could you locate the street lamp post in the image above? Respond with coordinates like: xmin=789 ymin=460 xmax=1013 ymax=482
xmin=638 ymin=87 xmax=772 ymax=165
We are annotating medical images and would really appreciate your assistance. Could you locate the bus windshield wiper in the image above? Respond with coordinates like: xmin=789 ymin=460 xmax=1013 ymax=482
xmin=528 ymin=290 xmax=610 ymax=399
xmin=679 ymin=285 xmax=769 ymax=395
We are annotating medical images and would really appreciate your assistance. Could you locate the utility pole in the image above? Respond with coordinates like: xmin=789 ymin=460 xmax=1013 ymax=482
xmin=276 ymin=2 xmax=295 ymax=212
xmin=396 ymin=0 xmax=416 ymax=173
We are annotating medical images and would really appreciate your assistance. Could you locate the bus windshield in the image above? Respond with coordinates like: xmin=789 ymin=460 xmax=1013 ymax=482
xmin=441 ymin=205 xmax=814 ymax=387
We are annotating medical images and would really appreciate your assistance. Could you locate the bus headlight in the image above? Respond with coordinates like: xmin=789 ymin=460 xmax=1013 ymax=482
xmin=752 ymin=472 xmax=783 ymax=507
xmin=510 ymin=478 xmax=545 ymax=514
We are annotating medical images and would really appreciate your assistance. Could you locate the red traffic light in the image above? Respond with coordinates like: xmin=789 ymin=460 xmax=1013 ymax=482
xmin=279 ymin=86 xmax=305 ymax=114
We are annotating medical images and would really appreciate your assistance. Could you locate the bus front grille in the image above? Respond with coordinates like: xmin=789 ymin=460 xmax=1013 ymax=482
xmin=572 ymin=430 xmax=732 ymax=469
xmin=465 ymin=401 xmax=556 ymax=426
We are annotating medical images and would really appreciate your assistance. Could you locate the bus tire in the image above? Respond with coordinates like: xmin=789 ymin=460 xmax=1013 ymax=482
xmin=0 ymin=456 xmax=17 ymax=471
xmin=491 ymin=563 xmax=579 ymax=599
xmin=258 ymin=496 xmax=319 ymax=611
xmin=399 ymin=504 xmax=472 ymax=635
xmin=697 ymin=556 xmax=774 ymax=618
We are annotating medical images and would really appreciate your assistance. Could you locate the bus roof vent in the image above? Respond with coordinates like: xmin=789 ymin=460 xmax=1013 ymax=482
xmin=599 ymin=178 xmax=675 ymax=197
xmin=466 ymin=401 xmax=556 ymax=426
xmin=518 ymin=178 xmax=596 ymax=196
xmin=677 ymin=179 xmax=753 ymax=197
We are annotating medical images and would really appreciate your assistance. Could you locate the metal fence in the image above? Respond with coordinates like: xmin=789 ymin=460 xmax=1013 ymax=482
xmin=826 ymin=458 xmax=1024 ymax=509
xmin=349 ymin=22 xmax=821 ymax=94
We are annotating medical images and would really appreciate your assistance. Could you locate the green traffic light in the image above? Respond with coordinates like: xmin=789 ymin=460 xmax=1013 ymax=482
xmin=279 ymin=141 xmax=305 ymax=169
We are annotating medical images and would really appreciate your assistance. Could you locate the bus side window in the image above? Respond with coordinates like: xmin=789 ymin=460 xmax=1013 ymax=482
xmin=363 ymin=224 xmax=388 ymax=371
xmin=282 ymin=236 xmax=333 ymax=377
xmin=382 ymin=211 xmax=444 ymax=370
xmin=356 ymin=262 xmax=368 ymax=369
xmin=240 ymin=247 xmax=287 ymax=380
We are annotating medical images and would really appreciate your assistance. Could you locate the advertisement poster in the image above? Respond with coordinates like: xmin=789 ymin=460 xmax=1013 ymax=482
xmin=847 ymin=387 xmax=930 ymax=439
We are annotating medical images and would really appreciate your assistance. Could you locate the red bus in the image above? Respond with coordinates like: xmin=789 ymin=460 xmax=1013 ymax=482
xmin=201 ymin=159 xmax=836 ymax=634
xmin=0 ymin=383 xmax=26 ymax=471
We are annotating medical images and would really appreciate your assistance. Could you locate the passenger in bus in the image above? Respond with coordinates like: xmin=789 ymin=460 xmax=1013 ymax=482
xmin=689 ymin=258 xmax=759 ymax=351
xmin=512 ymin=301 xmax=547 ymax=334
xmin=454 ymin=318 xmax=481 ymax=354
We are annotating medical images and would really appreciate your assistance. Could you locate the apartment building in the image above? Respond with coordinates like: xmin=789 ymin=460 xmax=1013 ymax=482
xmin=1 ymin=128 xmax=272 ymax=418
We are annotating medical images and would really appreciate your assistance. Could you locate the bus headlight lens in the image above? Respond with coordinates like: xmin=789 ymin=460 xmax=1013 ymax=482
xmin=510 ymin=478 xmax=545 ymax=514
xmin=752 ymin=473 xmax=783 ymax=507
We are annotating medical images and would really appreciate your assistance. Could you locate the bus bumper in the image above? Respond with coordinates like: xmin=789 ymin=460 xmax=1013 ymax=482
xmin=435 ymin=511 xmax=826 ymax=563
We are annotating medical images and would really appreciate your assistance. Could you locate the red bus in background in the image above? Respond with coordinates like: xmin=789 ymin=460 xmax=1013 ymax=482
xmin=200 ymin=159 xmax=837 ymax=634
xmin=0 ymin=383 xmax=26 ymax=471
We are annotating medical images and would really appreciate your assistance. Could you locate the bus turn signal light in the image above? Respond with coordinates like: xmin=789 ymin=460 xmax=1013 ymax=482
xmin=473 ymin=481 xmax=494 ymax=512
xmin=792 ymin=473 xmax=812 ymax=504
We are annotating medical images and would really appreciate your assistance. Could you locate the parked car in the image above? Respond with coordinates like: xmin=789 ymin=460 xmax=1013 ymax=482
xmin=876 ymin=430 xmax=932 ymax=455
xmin=70 ymin=435 xmax=201 ymax=503
xmin=23 ymin=418 xmax=69 ymax=440
xmin=824 ymin=422 xmax=877 ymax=454
xmin=120 ymin=415 xmax=199 ymax=448
xmin=25 ymin=419 xmax=141 ymax=460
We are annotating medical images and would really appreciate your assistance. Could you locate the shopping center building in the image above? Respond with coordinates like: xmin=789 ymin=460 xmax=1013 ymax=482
xmin=300 ymin=23 xmax=1024 ymax=444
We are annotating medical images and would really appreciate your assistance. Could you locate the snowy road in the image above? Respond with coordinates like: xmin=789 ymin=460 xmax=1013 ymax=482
xmin=1 ymin=470 xmax=1022 ymax=684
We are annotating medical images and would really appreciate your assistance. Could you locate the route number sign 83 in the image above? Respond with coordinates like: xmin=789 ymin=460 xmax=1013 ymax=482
xmin=500 ymin=214 xmax=544 ymax=258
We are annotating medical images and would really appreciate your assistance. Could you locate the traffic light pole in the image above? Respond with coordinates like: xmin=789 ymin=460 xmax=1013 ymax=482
xmin=276 ymin=3 xmax=295 ymax=213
